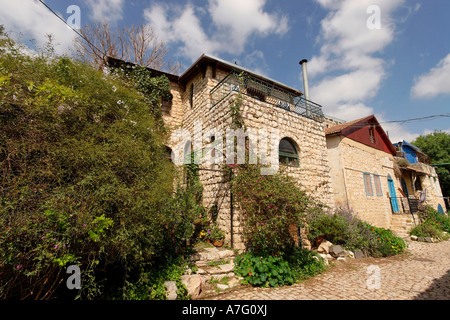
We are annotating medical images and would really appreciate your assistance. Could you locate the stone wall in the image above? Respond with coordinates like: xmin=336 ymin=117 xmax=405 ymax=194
xmin=163 ymin=65 xmax=334 ymax=249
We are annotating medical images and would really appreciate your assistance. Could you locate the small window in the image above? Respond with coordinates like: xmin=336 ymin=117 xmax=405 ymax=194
xmin=189 ymin=84 xmax=194 ymax=109
xmin=373 ymin=174 xmax=383 ymax=197
xmin=369 ymin=126 xmax=375 ymax=143
xmin=279 ymin=138 xmax=299 ymax=167
xmin=161 ymin=94 xmax=173 ymax=116
xmin=414 ymin=177 xmax=423 ymax=191
xmin=363 ymin=173 xmax=374 ymax=196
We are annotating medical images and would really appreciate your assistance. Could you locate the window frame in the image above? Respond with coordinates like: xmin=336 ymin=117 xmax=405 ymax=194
xmin=373 ymin=174 xmax=383 ymax=197
xmin=363 ymin=172 xmax=374 ymax=196
xmin=279 ymin=138 xmax=299 ymax=168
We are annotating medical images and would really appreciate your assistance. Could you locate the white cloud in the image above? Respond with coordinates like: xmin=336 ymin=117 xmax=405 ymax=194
xmin=308 ymin=0 xmax=426 ymax=143
xmin=411 ymin=53 xmax=450 ymax=99
xmin=144 ymin=0 xmax=289 ymax=61
xmin=308 ymin=0 xmax=404 ymax=122
xmin=376 ymin=117 xmax=420 ymax=143
xmin=84 ymin=0 xmax=124 ymax=22
xmin=0 ymin=0 xmax=77 ymax=55
xmin=143 ymin=3 xmax=219 ymax=61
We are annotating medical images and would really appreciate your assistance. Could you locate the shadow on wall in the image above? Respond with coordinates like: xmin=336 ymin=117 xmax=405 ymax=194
xmin=414 ymin=268 xmax=450 ymax=300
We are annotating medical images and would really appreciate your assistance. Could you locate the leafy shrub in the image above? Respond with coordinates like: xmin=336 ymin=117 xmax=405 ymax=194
xmin=368 ymin=225 xmax=407 ymax=256
xmin=231 ymin=164 xmax=325 ymax=256
xmin=285 ymin=247 xmax=327 ymax=281
xmin=307 ymin=207 xmax=406 ymax=257
xmin=122 ymin=256 xmax=189 ymax=300
xmin=410 ymin=223 xmax=444 ymax=239
xmin=410 ymin=207 xmax=450 ymax=242
xmin=234 ymin=251 xmax=294 ymax=288
xmin=0 ymin=30 xmax=197 ymax=299
xmin=234 ymin=247 xmax=326 ymax=288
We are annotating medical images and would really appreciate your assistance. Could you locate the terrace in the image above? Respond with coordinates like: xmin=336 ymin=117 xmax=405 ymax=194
xmin=210 ymin=70 xmax=324 ymax=123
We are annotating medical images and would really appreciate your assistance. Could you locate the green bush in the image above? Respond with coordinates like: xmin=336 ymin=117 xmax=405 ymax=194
xmin=234 ymin=247 xmax=326 ymax=288
xmin=368 ymin=225 xmax=407 ymax=256
xmin=410 ymin=207 xmax=450 ymax=242
xmin=234 ymin=251 xmax=294 ymax=288
xmin=230 ymin=164 xmax=325 ymax=256
xmin=307 ymin=207 xmax=406 ymax=257
xmin=285 ymin=247 xmax=327 ymax=281
xmin=0 ymin=30 xmax=198 ymax=299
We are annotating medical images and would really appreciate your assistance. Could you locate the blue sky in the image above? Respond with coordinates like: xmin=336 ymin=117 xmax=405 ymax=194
xmin=1 ymin=0 xmax=449 ymax=142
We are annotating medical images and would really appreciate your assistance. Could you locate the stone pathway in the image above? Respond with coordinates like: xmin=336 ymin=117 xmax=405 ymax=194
xmin=203 ymin=239 xmax=450 ymax=300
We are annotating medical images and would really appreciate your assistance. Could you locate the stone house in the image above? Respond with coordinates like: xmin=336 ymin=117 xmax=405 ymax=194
xmin=108 ymin=54 xmax=445 ymax=245
xmin=108 ymin=54 xmax=334 ymax=249
xmin=325 ymin=115 xmax=446 ymax=237
xmin=393 ymin=140 xmax=446 ymax=213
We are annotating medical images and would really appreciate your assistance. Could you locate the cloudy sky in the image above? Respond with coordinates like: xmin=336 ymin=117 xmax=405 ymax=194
xmin=1 ymin=0 xmax=449 ymax=142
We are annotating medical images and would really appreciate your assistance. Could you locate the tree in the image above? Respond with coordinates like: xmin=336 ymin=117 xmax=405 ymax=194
xmin=75 ymin=21 xmax=181 ymax=73
xmin=0 ymin=30 xmax=197 ymax=299
xmin=411 ymin=131 xmax=450 ymax=198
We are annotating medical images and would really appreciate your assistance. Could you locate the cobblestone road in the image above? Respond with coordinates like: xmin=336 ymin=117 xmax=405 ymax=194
xmin=207 ymin=239 xmax=450 ymax=300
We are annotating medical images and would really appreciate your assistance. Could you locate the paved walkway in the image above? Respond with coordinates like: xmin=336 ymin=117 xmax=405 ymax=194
xmin=207 ymin=239 xmax=450 ymax=300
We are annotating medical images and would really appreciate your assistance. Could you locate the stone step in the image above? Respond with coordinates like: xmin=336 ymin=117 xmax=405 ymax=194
xmin=196 ymin=261 xmax=235 ymax=276
xmin=190 ymin=246 xmax=236 ymax=263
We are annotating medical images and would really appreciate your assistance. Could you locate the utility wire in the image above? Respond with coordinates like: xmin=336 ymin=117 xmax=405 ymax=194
xmin=37 ymin=0 xmax=105 ymax=60
xmin=326 ymin=113 xmax=450 ymax=129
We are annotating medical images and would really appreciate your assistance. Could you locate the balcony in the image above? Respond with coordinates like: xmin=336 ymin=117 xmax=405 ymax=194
xmin=210 ymin=70 xmax=324 ymax=123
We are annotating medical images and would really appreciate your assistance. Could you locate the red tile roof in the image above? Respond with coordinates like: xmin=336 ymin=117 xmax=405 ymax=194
xmin=325 ymin=115 xmax=373 ymax=136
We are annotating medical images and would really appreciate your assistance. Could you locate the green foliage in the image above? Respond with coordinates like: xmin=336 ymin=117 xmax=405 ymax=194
xmin=234 ymin=251 xmax=293 ymax=288
xmin=307 ymin=207 xmax=406 ymax=257
xmin=285 ymin=247 xmax=327 ymax=281
xmin=0 ymin=31 xmax=196 ymax=299
xmin=411 ymin=206 xmax=450 ymax=241
xmin=231 ymin=164 xmax=325 ymax=256
xmin=422 ymin=207 xmax=450 ymax=233
xmin=411 ymin=131 xmax=450 ymax=197
xmin=122 ymin=256 xmax=189 ymax=300
xmin=234 ymin=247 xmax=326 ymax=288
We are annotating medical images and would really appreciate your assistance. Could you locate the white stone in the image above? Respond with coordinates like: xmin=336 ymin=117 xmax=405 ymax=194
xmin=181 ymin=275 xmax=202 ymax=300
xmin=164 ymin=281 xmax=178 ymax=300
xmin=216 ymin=284 xmax=229 ymax=290
xmin=317 ymin=240 xmax=333 ymax=254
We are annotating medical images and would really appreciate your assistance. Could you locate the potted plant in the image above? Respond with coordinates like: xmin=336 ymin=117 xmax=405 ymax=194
xmin=208 ymin=224 xmax=225 ymax=247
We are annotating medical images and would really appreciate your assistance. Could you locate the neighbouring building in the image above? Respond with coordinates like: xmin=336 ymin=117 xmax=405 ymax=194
xmin=393 ymin=140 xmax=446 ymax=213
xmin=325 ymin=115 xmax=446 ymax=237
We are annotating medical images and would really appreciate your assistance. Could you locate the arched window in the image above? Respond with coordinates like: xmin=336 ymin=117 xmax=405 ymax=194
xmin=279 ymin=138 xmax=299 ymax=167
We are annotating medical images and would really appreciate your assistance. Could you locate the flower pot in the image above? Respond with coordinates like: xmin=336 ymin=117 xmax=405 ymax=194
xmin=213 ymin=239 xmax=224 ymax=247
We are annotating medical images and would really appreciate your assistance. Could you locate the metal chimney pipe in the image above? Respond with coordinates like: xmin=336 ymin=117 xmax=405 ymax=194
xmin=299 ymin=59 xmax=310 ymax=100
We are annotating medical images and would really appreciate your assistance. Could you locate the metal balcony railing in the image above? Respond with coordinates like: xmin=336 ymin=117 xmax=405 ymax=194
xmin=210 ymin=70 xmax=324 ymax=123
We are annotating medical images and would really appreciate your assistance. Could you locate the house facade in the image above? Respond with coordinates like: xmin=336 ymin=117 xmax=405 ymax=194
xmin=325 ymin=115 xmax=446 ymax=237
xmin=393 ymin=141 xmax=446 ymax=214
xmin=325 ymin=115 xmax=400 ymax=230
xmin=110 ymin=54 xmax=334 ymax=249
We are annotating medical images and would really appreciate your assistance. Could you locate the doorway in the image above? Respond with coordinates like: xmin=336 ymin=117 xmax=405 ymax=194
xmin=388 ymin=174 xmax=400 ymax=213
